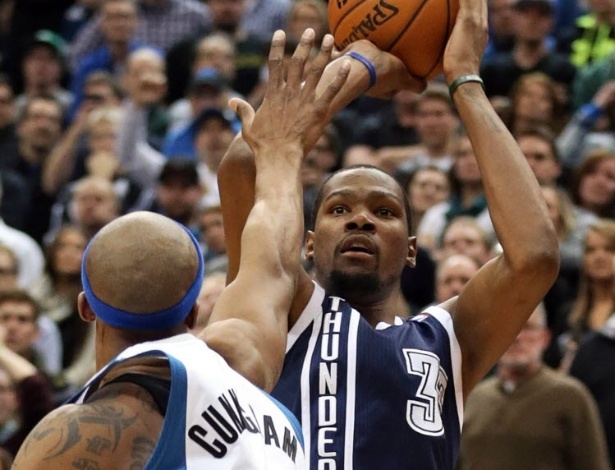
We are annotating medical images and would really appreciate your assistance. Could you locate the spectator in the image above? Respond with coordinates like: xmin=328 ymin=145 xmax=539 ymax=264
xmin=302 ymin=124 xmax=342 ymax=230
xmin=42 ymin=71 xmax=123 ymax=197
xmin=60 ymin=0 xmax=100 ymax=42
xmin=481 ymin=0 xmax=576 ymax=101
xmin=570 ymin=313 xmax=615 ymax=465
xmin=568 ymin=0 xmax=615 ymax=67
xmin=435 ymin=253 xmax=480 ymax=303
xmin=286 ymin=0 xmax=329 ymax=43
xmin=543 ymin=183 xmax=597 ymax=275
xmin=45 ymin=106 xmax=147 ymax=242
xmin=163 ymin=70 xmax=239 ymax=159
xmin=418 ymin=132 xmax=495 ymax=252
xmin=69 ymin=0 xmax=140 ymax=117
xmin=167 ymin=36 xmax=241 ymax=131
xmin=166 ymin=0 xmax=268 ymax=102
xmin=3 ymin=0 xmax=72 ymax=84
xmin=345 ymin=90 xmax=421 ymax=174
xmin=65 ymin=176 xmax=120 ymax=241
xmin=458 ymin=304 xmax=611 ymax=470
xmin=0 ymin=316 xmax=54 ymax=458
xmin=0 ymin=291 xmax=43 ymax=370
xmin=0 ymin=244 xmax=63 ymax=381
xmin=485 ymin=0 xmax=516 ymax=59
xmin=15 ymin=30 xmax=72 ymax=116
xmin=540 ymin=185 xmax=598 ymax=366
xmin=198 ymin=204 xmax=227 ymax=272
xmin=149 ymin=158 xmax=203 ymax=229
xmin=386 ymin=83 xmax=459 ymax=174
xmin=28 ymin=226 xmax=94 ymax=391
xmin=574 ymin=41 xmax=615 ymax=108
xmin=3 ymin=95 xmax=64 ymax=242
xmin=239 ymin=0 xmax=291 ymax=44
xmin=403 ymin=165 xmax=451 ymax=232
xmin=558 ymin=80 xmax=615 ymax=168
xmin=398 ymin=166 xmax=452 ymax=313
xmin=542 ymin=185 xmax=597 ymax=285
xmin=439 ymin=216 xmax=496 ymax=266
xmin=0 ymin=193 xmax=44 ymax=290
xmin=560 ymin=219 xmax=615 ymax=371
xmin=120 ymin=46 xmax=168 ymax=149
xmin=68 ymin=0 xmax=211 ymax=70
xmin=516 ymin=127 xmax=563 ymax=186
xmin=507 ymin=72 xmax=566 ymax=135
xmin=570 ymin=149 xmax=615 ymax=218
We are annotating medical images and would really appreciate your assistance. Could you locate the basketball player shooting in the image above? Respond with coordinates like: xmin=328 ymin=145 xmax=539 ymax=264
xmin=218 ymin=0 xmax=560 ymax=467
xmin=11 ymin=30 xmax=350 ymax=469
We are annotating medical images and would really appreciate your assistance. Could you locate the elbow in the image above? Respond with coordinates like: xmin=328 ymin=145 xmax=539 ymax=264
xmin=203 ymin=320 xmax=284 ymax=392
xmin=516 ymin=230 xmax=560 ymax=285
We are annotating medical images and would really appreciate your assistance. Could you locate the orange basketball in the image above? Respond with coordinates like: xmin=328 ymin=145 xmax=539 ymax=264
xmin=328 ymin=0 xmax=459 ymax=79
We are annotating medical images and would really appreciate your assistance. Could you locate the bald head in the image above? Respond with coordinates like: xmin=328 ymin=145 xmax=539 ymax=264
xmin=127 ymin=48 xmax=165 ymax=71
xmin=84 ymin=212 xmax=199 ymax=314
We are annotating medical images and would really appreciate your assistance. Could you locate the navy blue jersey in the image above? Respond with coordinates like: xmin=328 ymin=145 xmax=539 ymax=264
xmin=272 ymin=284 xmax=463 ymax=469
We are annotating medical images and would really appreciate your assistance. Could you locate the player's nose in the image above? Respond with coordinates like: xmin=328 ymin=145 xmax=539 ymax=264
xmin=345 ymin=211 xmax=375 ymax=232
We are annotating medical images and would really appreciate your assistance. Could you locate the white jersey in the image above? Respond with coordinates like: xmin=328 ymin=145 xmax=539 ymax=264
xmin=69 ymin=334 xmax=305 ymax=469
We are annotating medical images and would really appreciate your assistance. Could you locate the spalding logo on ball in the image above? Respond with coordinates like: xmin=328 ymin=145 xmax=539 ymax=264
xmin=328 ymin=0 xmax=460 ymax=79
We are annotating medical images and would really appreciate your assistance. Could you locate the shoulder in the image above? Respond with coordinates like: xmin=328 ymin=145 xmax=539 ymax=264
xmin=540 ymin=368 xmax=595 ymax=401
xmin=13 ymin=383 xmax=162 ymax=470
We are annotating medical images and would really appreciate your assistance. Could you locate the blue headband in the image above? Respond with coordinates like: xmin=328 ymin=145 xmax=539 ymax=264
xmin=81 ymin=224 xmax=205 ymax=330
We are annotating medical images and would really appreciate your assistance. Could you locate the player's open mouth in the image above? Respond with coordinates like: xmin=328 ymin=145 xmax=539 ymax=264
xmin=340 ymin=236 xmax=376 ymax=255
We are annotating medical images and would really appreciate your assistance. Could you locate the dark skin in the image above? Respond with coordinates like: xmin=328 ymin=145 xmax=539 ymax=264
xmin=219 ymin=0 xmax=560 ymax=405
xmin=306 ymin=169 xmax=415 ymax=327
xmin=13 ymin=29 xmax=350 ymax=469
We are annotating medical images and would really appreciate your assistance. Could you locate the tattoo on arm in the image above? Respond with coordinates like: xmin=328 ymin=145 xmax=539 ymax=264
xmin=129 ymin=436 xmax=156 ymax=470
xmin=22 ymin=404 xmax=139 ymax=460
xmin=85 ymin=436 xmax=112 ymax=456
xmin=72 ymin=458 xmax=100 ymax=470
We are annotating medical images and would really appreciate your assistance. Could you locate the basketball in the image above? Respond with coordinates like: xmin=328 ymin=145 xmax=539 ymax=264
xmin=328 ymin=0 xmax=460 ymax=79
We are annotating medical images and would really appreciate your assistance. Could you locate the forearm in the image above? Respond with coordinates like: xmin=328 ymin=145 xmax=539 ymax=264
xmin=250 ymin=143 xmax=304 ymax=277
xmin=42 ymin=125 xmax=83 ymax=194
xmin=0 ymin=346 xmax=37 ymax=383
xmin=453 ymin=84 xmax=558 ymax=265
xmin=218 ymin=135 xmax=256 ymax=283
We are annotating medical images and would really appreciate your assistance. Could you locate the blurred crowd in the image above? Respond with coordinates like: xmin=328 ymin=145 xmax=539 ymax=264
xmin=0 ymin=0 xmax=612 ymax=468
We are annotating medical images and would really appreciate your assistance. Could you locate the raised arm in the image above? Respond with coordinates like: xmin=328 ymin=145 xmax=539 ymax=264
xmin=202 ymin=30 xmax=350 ymax=391
xmin=438 ymin=0 xmax=560 ymax=398
xmin=42 ymin=105 xmax=91 ymax=195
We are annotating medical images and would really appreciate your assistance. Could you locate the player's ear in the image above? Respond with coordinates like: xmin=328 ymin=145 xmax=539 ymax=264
xmin=406 ymin=236 xmax=417 ymax=267
xmin=185 ymin=304 xmax=199 ymax=329
xmin=78 ymin=292 xmax=96 ymax=322
xmin=305 ymin=231 xmax=315 ymax=260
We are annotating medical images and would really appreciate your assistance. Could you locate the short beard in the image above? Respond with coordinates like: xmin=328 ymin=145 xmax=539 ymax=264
xmin=324 ymin=269 xmax=383 ymax=302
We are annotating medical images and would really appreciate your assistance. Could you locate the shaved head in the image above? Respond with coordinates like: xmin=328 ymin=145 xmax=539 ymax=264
xmin=84 ymin=212 xmax=199 ymax=314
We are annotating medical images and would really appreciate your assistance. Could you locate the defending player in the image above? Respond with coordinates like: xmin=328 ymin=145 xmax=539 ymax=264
xmin=218 ymin=0 xmax=560 ymax=467
xmin=11 ymin=29 xmax=349 ymax=469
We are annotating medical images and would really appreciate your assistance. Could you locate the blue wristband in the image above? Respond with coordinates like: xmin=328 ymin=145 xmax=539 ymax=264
xmin=579 ymin=103 xmax=603 ymax=126
xmin=346 ymin=51 xmax=376 ymax=89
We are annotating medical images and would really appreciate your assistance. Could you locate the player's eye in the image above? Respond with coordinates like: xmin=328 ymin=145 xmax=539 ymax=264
xmin=332 ymin=206 xmax=347 ymax=215
xmin=377 ymin=208 xmax=394 ymax=217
